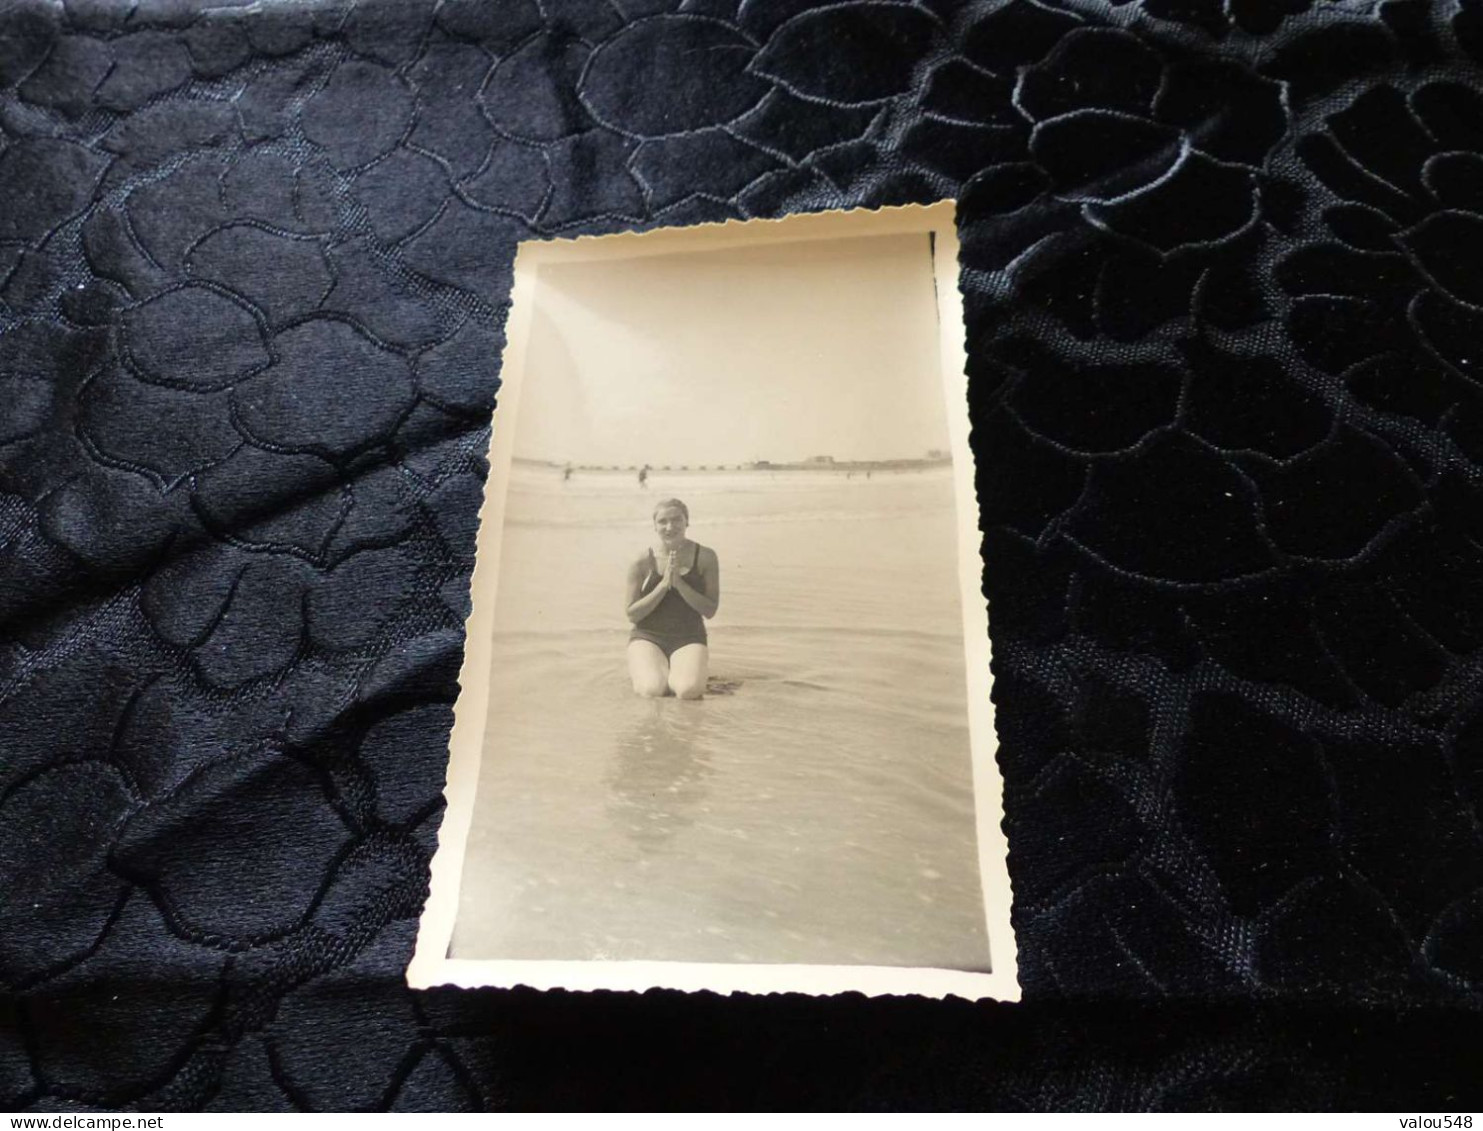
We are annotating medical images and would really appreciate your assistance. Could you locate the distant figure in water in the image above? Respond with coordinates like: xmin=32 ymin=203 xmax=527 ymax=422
xmin=563 ymin=463 xmax=572 ymax=482
xmin=626 ymin=498 xmax=720 ymax=700
xmin=638 ymin=465 xmax=649 ymax=488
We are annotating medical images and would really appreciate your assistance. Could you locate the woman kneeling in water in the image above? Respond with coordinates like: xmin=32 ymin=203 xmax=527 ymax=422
xmin=626 ymin=498 xmax=720 ymax=699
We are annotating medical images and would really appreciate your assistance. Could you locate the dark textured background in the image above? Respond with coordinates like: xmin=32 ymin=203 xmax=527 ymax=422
xmin=2 ymin=0 xmax=1483 ymax=1111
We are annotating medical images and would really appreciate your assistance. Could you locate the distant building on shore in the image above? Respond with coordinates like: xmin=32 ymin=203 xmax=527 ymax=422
xmin=748 ymin=453 xmax=950 ymax=473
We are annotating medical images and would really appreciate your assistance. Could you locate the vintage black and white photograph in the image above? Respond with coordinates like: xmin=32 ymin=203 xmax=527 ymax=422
xmin=412 ymin=204 xmax=1014 ymax=999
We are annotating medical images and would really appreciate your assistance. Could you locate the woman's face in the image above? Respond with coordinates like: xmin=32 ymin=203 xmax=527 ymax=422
xmin=654 ymin=506 xmax=688 ymax=545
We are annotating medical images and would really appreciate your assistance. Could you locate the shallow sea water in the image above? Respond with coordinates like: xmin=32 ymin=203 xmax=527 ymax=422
xmin=452 ymin=466 xmax=990 ymax=969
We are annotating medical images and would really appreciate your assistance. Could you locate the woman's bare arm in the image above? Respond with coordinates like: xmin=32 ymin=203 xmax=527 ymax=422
xmin=625 ymin=556 xmax=669 ymax=624
xmin=671 ymin=546 xmax=720 ymax=619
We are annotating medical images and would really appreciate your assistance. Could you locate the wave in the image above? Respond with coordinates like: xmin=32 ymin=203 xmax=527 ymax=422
xmin=490 ymin=623 xmax=963 ymax=644
xmin=504 ymin=504 xmax=953 ymax=529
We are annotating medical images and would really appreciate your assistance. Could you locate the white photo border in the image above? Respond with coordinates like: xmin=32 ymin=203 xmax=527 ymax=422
xmin=408 ymin=202 xmax=1019 ymax=1002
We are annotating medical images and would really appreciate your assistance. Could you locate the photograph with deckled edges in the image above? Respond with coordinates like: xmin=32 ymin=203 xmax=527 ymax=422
xmin=433 ymin=211 xmax=1003 ymax=980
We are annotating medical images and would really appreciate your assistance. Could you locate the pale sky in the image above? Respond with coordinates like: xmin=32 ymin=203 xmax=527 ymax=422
xmin=513 ymin=232 xmax=952 ymax=466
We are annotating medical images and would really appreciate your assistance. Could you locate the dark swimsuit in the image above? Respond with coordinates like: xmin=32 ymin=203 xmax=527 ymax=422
xmin=629 ymin=543 xmax=708 ymax=658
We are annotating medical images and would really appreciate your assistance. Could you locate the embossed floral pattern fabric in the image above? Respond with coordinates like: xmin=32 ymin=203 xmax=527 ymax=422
xmin=1 ymin=0 xmax=1482 ymax=1112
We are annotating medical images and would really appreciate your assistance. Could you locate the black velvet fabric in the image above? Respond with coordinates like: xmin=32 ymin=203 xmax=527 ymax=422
xmin=2 ymin=0 xmax=1482 ymax=1111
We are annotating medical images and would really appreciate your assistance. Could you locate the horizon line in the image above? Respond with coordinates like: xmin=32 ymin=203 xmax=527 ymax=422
xmin=512 ymin=454 xmax=953 ymax=470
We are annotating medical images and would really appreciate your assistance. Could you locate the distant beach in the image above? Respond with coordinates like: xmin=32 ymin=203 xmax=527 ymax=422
xmin=526 ymin=454 xmax=954 ymax=475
